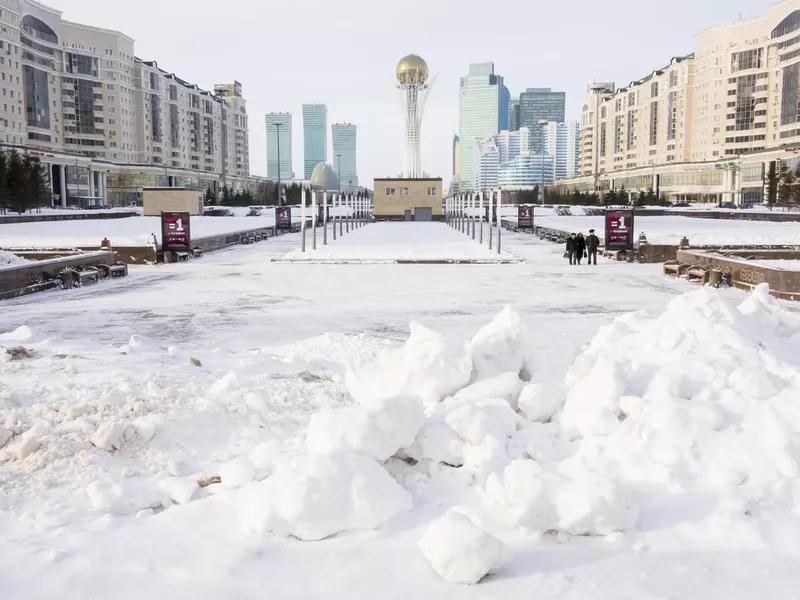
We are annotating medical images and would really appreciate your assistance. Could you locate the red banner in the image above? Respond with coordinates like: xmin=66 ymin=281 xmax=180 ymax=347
xmin=275 ymin=207 xmax=291 ymax=229
xmin=161 ymin=212 xmax=191 ymax=252
xmin=604 ymin=210 xmax=635 ymax=251
xmin=518 ymin=205 xmax=533 ymax=228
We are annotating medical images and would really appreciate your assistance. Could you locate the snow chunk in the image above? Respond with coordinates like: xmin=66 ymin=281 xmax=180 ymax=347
xmin=210 ymin=371 xmax=239 ymax=394
xmin=98 ymin=388 xmax=127 ymax=407
xmin=241 ymin=452 xmax=412 ymax=541
xmin=346 ymin=322 xmax=472 ymax=410
xmin=561 ymin=354 xmax=628 ymax=437
xmin=86 ymin=479 xmax=165 ymax=515
xmin=306 ymin=395 xmax=425 ymax=462
xmin=220 ymin=457 xmax=255 ymax=488
xmin=0 ymin=426 xmax=11 ymax=449
xmin=452 ymin=372 xmax=524 ymax=409
xmin=419 ymin=511 xmax=511 ymax=584
xmin=90 ymin=422 xmax=125 ymax=451
xmin=481 ymin=460 xmax=557 ymax=533
xmin=250 ymin=440 xmax=281 ymax=474
xmin=160 ymin=477 xmax=199 ymax=505
xmin=554 ymin=475 xmax=640 ymax=536
xmin=6 ymin=425 xmax=44 ymax=461
xmin=0 ymin=325 xmax=34 ymax=342
xmin=518 ymin=381 xmax=566 ymax=423
xmin=469 ymin=305 xmax=529 ymax=380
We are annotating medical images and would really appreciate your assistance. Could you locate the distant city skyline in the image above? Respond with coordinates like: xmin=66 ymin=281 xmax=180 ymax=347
xmin=38 ymin=0 xmax=779 ymax=189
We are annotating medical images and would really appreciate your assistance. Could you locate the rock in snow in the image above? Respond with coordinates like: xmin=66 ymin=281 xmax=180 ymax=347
xmin=419 ymin=511 xmax=511 ymax=584
xmin=240 ymin=452 xmax=412 ymax=541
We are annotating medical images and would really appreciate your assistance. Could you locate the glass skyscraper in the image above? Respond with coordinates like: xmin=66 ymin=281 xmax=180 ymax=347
xmin=458 ymin=62 xmax=505 ymax=191
xmin=331 ymin=123 xmax=358 ymax=191
xmin=302 ymin=104 xmax=327 ymax=179
xmin=265 ymin=112 xmax=293 ymax=180
xmin=519 ymin=88 xmax=566 ymax=154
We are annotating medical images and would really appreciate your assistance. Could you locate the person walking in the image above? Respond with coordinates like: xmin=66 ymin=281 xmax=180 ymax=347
xmin=565 ymin=233 xmax=577 ymax=265
xmin=575 ymin=233 xmax=587 ymax=265
xmin=586 ymin=229 xmax=600 ymax=265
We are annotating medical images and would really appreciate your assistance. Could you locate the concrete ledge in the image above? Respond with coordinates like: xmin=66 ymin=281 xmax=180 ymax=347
xmin=0 ymin=250 xmax=117 ymax=300
xmin=675 ymin=249 xmax=800 ymax=300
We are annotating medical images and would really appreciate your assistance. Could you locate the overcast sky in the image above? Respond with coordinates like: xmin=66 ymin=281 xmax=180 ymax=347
xmin=48 ymin=0 xmax=774 ymax=187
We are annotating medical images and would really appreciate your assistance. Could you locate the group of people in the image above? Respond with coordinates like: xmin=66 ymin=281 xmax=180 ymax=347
xmin=565 ymin=229 xmax=600 ymax=266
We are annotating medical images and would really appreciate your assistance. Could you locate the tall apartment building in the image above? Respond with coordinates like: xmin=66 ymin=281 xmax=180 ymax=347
xmin=473 ymin=136 xmax=499 ymax=190
xmin=572 ymin=0 xmax=800 ymax=204
xmin=519 ymin=88 xmax=566 ymax=154
xmin=0 ymin=0 xmax=251 ymax=207
xmin=265 ymin=112 xmax=292 ymax=180
xmin=302 ymin=103 xmax=326 ymax=179
xmin=331 ymin=122 xmax=357 ymax=191
xmin=544 ymin=121 xmax=580 ymax=180
xmin=458 ymin=62 xmax=505 ymax=191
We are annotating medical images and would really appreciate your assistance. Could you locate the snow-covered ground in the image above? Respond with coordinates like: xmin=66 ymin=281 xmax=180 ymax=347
xmin=0 ymin=213 xmax=293 ymax=248
xmin=534 ymin=215 xmax=800 ymax=245
xmin=280 ymin=222 xmax=519 ymax=262
xmin=3 ymin=228 xmax=800 ymax=598
xmin=0 ymin=207 xmax=141 ymax=220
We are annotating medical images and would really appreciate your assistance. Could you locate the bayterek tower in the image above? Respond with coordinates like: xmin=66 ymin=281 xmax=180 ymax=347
xmin=396 ymin=54 xmax=436 ymax=178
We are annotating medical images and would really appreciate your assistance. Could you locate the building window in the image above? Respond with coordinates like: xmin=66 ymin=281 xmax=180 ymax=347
xmin=386 ymin=187 xmax=395 ymax=196
xmin=427 ymin=187 xmax=437 ymax=195
xmin=400 ymin=187 xmax=409 ymax=196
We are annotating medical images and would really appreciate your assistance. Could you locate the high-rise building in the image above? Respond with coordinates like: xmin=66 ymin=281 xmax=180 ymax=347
xmin=509 ymin=97 xmax=521 ymax=131
xmin=331 ymin=123 xmax=358 ymax=191
xmin=0 ymin=0 xmax=252 ymax=208
xmin=474 ymin=127 xmax=552 ymax=188
xmin=519 ymin=88 xmax=566 ymax=154
xmin=500 ymin=85 xmax=511 ymax=132
xmin=302 ymin=104 xmax=327 ymax=179
xmin=265 ymin=113 xmax=292 ymax=180
xmin=544 ymin=121 xmax=580 ymax=180
xmin=452 ymin=134 xmax=460 ymax=179
xmin=458 ymin=62 xmax=505 ymax=191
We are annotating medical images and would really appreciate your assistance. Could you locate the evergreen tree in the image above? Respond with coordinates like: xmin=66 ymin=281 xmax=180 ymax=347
xmin=6 ymin=150 xmax=24 ymax=214
xmin=636 ymin=190 xmax=646 ymax=207
xmin=532 ymin=185 xmax=539 ymax=204
xmin=21 ymin=154 xmax=49 ymax=213
xmin=766 ymin=161 xmax=778 ymax=209
xmin=203 ymin=187 xmax=215 ymax=205
xmin=645 ymin=188 xmax=657 ymax=206
xmin=779 ymin=162 xmax=795 ymax=206
xmin=604 ymin=188 xmax=618 ymax=206
xmin=0 ymin=151 xmax=7 ymax=214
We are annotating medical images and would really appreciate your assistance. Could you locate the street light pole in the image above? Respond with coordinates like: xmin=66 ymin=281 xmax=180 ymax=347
xmin=539 ymin=119 xmax=550 ymax=206
xmin=336 ymin=154 xmax=342 ymax=192
xmin=273 ymin=122 xmax=283 ymax=207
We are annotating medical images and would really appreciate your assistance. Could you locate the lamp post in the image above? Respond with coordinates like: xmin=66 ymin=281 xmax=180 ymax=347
xmin=273 ymin=122 xmax=283 ymax=206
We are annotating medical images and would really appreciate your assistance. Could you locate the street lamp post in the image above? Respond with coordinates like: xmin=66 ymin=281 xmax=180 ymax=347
xmin=273 ymin=122 xmax=283 ymax=207
xmin=538 ymin=119 xmax=550 ymax=206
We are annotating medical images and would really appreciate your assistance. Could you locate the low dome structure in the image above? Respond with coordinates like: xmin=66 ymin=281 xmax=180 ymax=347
xmin=310 ymin=162 xmax=339 ymax=191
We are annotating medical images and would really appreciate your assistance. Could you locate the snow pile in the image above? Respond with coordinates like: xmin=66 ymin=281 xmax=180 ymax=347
xmin=0 ymin=250 xmax=30 ymax=269
xmin=419 ymin=511 xmax=511 ymax=584
xmin=345 ymin=322 xmax=472 ymax=410
xmin=306 ymin=394 xmax=425 ymax=461
xmin=240 ymin=452 xmax=413 ymax=541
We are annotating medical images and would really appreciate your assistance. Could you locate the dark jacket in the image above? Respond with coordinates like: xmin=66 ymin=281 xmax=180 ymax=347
xmin=586 ymin=234 xmax=600 ymax=251
xmin=566 ymin=237 xmax=576 ymax=252
xmin=575 ymin=236 xmax=587 ymax=254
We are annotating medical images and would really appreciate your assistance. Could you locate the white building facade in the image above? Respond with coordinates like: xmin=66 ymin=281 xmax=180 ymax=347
xmin=474 ymin=126 xmax=553 ymax=189
xmin=0 ymin=0 xmax=251 ymax=207
xmin=544 ymin=121 xmax=580 ymax=180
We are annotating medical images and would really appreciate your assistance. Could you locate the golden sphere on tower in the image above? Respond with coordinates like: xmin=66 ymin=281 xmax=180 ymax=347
xmin=396 ymin=54 xmax=429 ymax=85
